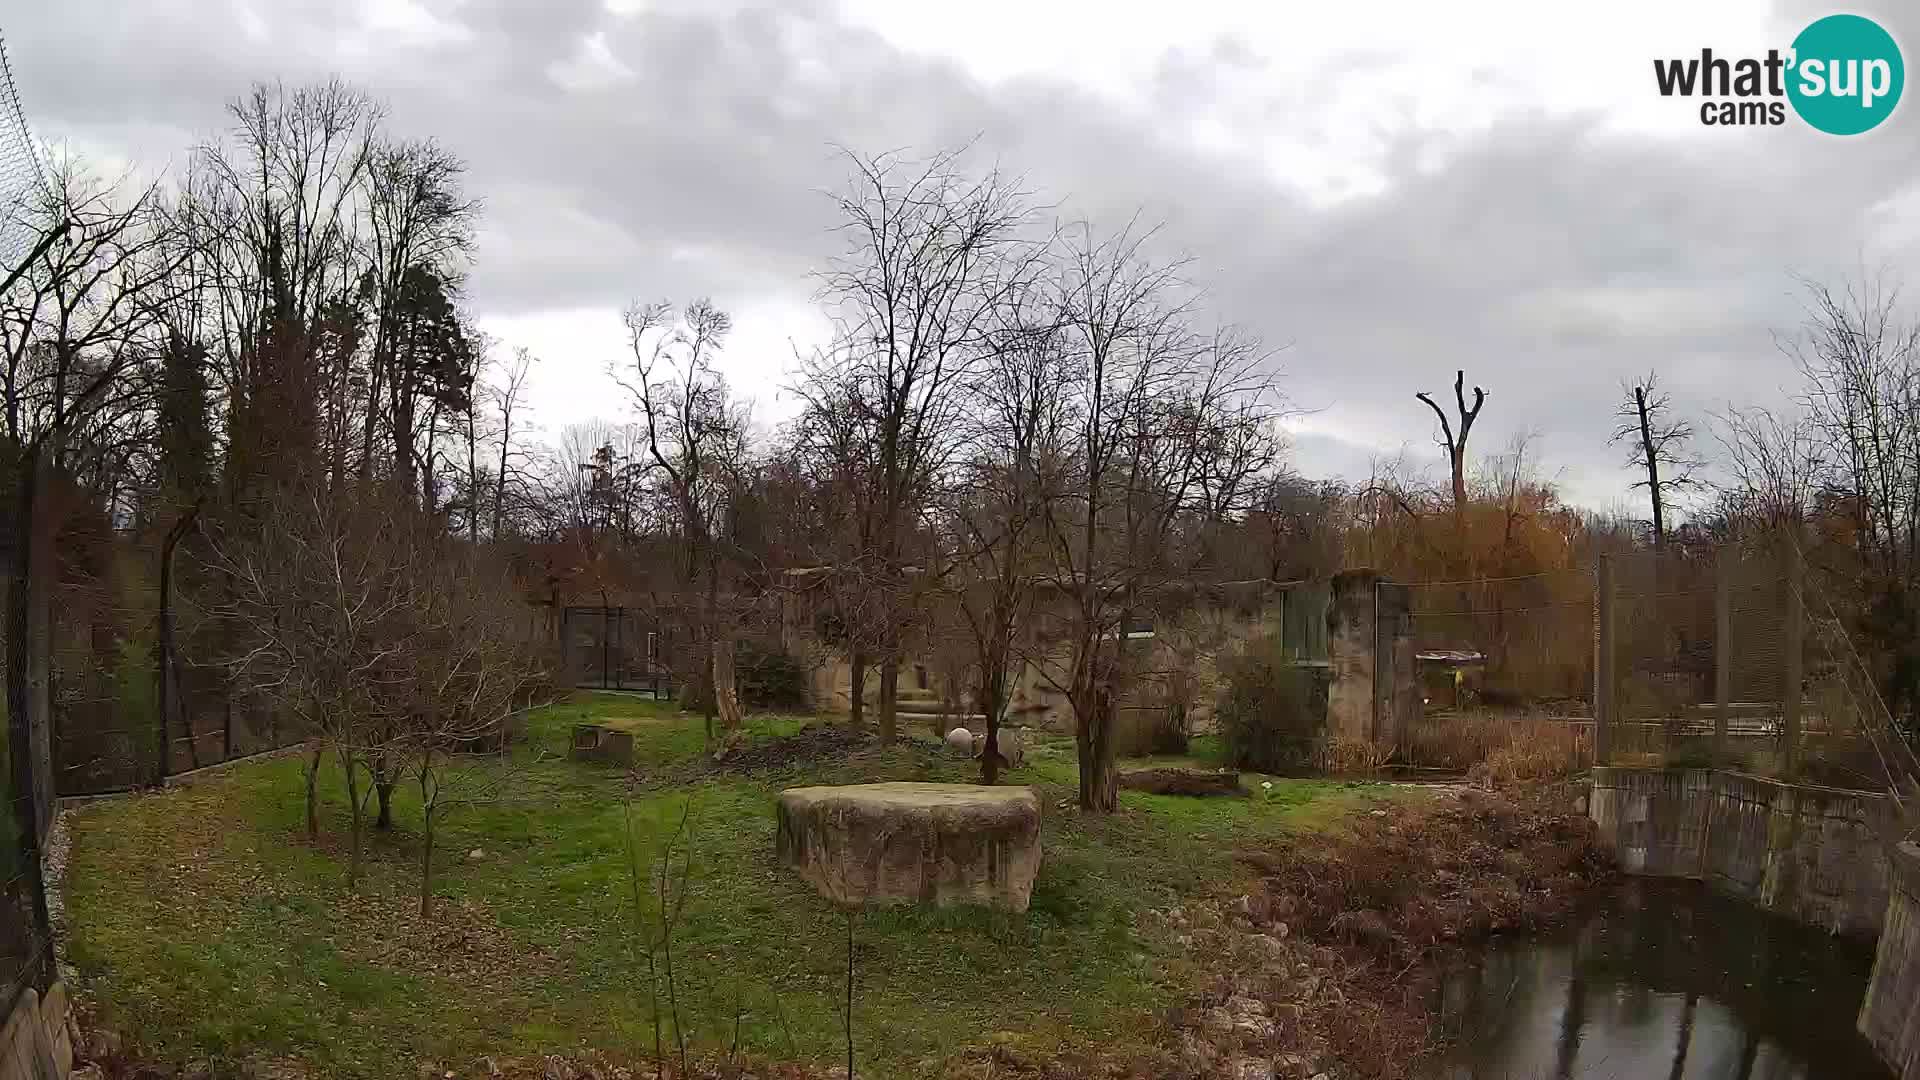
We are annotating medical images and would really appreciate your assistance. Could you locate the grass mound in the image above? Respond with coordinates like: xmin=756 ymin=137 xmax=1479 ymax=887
xmin=62 ymin=692 xmax=1388 ymax=1079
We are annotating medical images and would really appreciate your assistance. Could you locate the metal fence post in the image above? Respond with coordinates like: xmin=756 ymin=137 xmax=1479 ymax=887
xmin=1595 ymin=556 xmax=1615 ymax=765
xmin=1783 ymin=536 xmax=1804 ymax=777
xmin=1715 ymin=546 xmax=1733 ymax=766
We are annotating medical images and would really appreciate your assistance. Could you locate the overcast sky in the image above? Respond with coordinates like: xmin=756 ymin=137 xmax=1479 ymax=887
xmin=12 ymin=0 xmax=1920 ymax=509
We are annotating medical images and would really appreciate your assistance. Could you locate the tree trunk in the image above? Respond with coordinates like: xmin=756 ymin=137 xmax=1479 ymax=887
xmin=1636 ymin=387 xmax=1666 ymax=549
xmin=849 ymin=650 xmax=867 ymax=728
xmin=420 ymin=801 xmax=435 ymax=918
xmin=878 ymin=659 xmax=898 ymax=745
xmin=373 ymin=752 xmax=396 ymax=831
xmin=157 ymin=503 xmax=203 ymax=779
xmin=304 ymin=742 xmax=323 ymax=840
xmin=343 ymin=748 xmax=364 ymax=888
xmin=1450 ymin=447 xmax=1467 ymax=513
xmin=978 ymin=667 xmax=1004 ymax=786
xmin=418 ymin=745 xmax=436 ymax=918
xmin=1077 ymin=681 xmax=1118 ymax=812
xmin=713 ymin=637 xmax=742 ymax=731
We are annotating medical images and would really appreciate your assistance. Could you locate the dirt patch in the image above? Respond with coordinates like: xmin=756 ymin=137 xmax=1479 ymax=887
xmin=706 ymin=723 xmax=881 ymax=774
xmin=1117 ymin=768 xmax=1244 ymax=797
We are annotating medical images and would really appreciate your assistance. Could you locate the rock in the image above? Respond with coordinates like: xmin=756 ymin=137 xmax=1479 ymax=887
xmin=1250 ymin=934 xmax=1288 ymax=962
xmin=1224 ymin=1055 xmax=1276 ymax=1080
xmin=1201 ymin=995 xmax=1277 ymax=1040
xmin=1118 ymin=767 xmax=1243 ymax=797
xmin=946 ymin=727 xmax=975 ymax=754
xmin=467 ymin=848 xmax=487 ymax=862
xmin=775 ymin=782 xmax=1043 ymax=910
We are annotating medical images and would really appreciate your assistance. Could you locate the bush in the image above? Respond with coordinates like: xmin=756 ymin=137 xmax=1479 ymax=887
xmin=1215 ymin=636 xmax=1323 ymax=773
xmin=738 ymin=642 xmax=811 ymax=711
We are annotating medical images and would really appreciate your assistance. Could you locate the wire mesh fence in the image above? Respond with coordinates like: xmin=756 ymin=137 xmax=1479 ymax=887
xmin=0 ymin=31 xmax=49 ymax=272
xmin=1401 ymin=568 xmax=1597 ymax=717
xmin=1594 ymin=531 xmax=1918 ymax=792
xmin=559 ymin=606 xmax=676 ymax=696
xmin=1390 ymin=529 xmax=1919 ymax=794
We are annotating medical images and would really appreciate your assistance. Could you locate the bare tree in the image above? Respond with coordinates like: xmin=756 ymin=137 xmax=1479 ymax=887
xmin=1610 ymin=373 xmax=1699 ymax=548
xmin=616 ymin=299 xmax=748 ymax=738
xmin=403 ymin=551 xmax=548 ymax=915
xmin=1712 ymin=405 xmax=1822 ymax=532
xmin=935 ymin=287 xmax=1071 ymax=782
xmin=1777 ymin=275 xmax=1920 ymax=723
xmin=1416 ymin=369 xmax=1487 ymax=517
xmin=1041 ymin=223 xmax=1280 ymax=811
xmin=808 ymin=148 xmax=1038 ymax=744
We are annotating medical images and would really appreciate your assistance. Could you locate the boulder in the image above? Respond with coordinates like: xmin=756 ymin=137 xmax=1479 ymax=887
xmin=945 ymin=727 xmax=975 ymax=754
xmin=775 ymin=782 xmax=1043 ymax=911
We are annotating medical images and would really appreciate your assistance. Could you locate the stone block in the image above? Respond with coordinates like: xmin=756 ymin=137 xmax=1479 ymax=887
xmin=776 ymin=782 xmax=1042 ymax=911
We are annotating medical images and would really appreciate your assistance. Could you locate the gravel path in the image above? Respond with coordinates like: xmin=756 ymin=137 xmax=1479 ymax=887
xmin=41 ymin=803 xmax=76 ymax=982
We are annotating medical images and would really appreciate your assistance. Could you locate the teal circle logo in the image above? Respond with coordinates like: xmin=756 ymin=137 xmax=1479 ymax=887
xmin=1788 ymin=14 xmax=1904 ymax=135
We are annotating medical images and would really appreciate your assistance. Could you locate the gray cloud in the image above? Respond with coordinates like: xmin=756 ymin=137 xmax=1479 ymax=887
xmin=10 ymin=0 xmax=1920 ymax=509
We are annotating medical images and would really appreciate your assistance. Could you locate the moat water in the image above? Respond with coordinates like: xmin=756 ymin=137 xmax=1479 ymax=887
xmin=1435 ymin=880 xmax=1891 ymax=1079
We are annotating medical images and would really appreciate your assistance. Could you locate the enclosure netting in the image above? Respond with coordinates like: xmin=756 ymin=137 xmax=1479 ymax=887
xmin=0 ymin=32 xmax=47 ymax=270
xmin=0 ymin=24 xmax=59 ymax=1051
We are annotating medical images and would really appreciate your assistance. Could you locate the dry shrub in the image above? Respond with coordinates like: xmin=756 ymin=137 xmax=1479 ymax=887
xmin=1243 ymin=783 xmax=1612 ymax=967
xmin=1316 ymin=736 xmax=1394 ymax=776
xmin=1465 ymin=717 xmax=1591 ymax=787
xmin=1407 ymin=710 xmax=1592 ymax=781
xmin=1405 ymin=711 xmax=1509 ymax=770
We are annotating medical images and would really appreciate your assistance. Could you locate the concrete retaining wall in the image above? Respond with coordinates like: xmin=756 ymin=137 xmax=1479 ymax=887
xmin=1589 ymin=765 xmax=1889 ymax=937
xmin=1862 ymin=843 xmax=1920 ymax=1079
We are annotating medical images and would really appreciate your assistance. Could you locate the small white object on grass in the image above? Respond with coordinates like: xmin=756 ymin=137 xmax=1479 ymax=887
xmin=945 ymin=727 xmax=975 ymax=755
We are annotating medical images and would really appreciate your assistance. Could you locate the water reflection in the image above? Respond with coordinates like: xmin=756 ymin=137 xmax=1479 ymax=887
xmin=1436 ymin=881 xmax=1889 ymax=1079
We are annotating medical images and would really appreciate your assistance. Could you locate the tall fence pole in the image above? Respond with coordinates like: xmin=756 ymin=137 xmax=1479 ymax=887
xmin=1715 ymin=547 xmax=1733 ymax=766
xmin=1782 ymin=536 xmax=1804 ymax=777
xmin=1595 ymin=556 xmax=1615 ymax=765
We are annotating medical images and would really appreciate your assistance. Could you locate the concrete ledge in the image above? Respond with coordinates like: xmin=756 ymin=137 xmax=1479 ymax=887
xmin=1589 ymin=766 xmax=1889 ymax=937
xmin=1862 ymin=843 xmax=1920 ymax=1079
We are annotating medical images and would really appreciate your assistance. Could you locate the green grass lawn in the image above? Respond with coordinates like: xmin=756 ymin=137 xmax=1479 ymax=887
xmin=63 ymin=693 xmax=1390 ymax=1078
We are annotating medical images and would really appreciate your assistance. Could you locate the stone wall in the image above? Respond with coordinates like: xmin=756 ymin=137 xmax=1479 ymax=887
xmin=0 ymin=982 xmax=72 ymax=1080
xmin=1325 ymin=570 xmax=1415 ymax=746
xmin=1589 ymin=766 xmax=1889 ymax=937
xmin=1861 ymin=842 xmax=1920 ymax=1079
